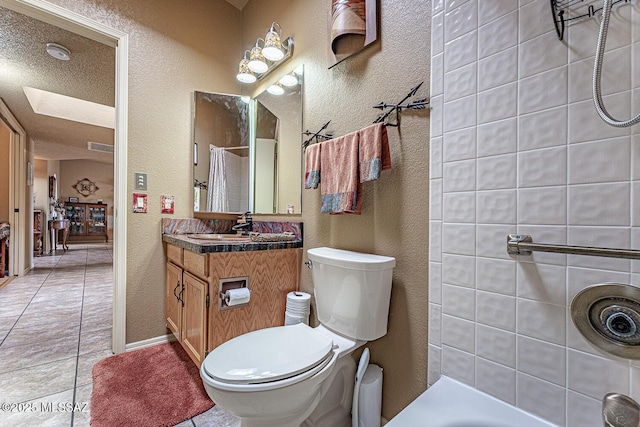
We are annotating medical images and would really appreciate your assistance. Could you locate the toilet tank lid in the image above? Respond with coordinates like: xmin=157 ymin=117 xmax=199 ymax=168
xmin=307 ymin=247 xmax=396 ymax=271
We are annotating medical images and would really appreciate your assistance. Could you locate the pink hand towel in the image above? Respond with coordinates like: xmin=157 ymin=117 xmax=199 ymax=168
xmin=358 ymin=122 xmax=391 ymax=182
xmin=320 ymin=130 xmax=362 ymax=214
xmin=304 ymin=142 xmax=322 ymax=189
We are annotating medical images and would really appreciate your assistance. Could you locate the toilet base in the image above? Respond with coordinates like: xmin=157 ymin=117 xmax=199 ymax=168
xmin=302 ymin=354 xmax=356 ymax=427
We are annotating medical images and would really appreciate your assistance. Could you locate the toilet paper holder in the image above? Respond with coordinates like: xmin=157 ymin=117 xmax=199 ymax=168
xmin=218 ymin=276 xmax=250 ymax=311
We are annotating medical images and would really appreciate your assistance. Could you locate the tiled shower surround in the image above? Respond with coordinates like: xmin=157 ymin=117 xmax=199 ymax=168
xmin=429 ymin=0 xmax=640 ymax=425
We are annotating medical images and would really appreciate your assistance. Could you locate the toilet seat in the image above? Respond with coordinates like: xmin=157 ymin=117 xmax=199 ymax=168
xmin=202 ymin=323 xmax=334 ymax=389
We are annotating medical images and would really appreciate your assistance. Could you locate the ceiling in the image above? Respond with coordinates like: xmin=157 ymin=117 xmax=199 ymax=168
xmin=225 ymin=0 xmax=249 ymax=10
xmin=0 ymin=6 xmax=116 ymax=164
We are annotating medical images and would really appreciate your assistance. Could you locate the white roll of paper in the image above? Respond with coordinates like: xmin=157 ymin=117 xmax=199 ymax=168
xmin=224 ymin=288 xmax=250 ymax=306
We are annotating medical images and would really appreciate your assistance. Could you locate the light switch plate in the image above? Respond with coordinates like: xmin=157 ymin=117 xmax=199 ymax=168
xmin=135 ymin=172 xmax=147 ymax=190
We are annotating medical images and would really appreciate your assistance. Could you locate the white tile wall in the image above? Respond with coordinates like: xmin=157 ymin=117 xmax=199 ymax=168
xmin=476 ymin=324 xmax=516 ymax=368
xmin=477 ymin=118 xmax=517 ymax=157
xmin=430 ymin=2 xmax=640 ymax=425
xmin=519 ymin=107 xmax=568 ymax=151
xmin=475 ymin=357 xmax=516 ymax=404
xmin=443 ymin=127 xmax=476 ymax=162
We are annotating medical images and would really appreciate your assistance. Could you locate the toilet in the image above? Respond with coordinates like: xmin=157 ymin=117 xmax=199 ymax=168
xmin=200 ymin=247 xmax=395 ymax=427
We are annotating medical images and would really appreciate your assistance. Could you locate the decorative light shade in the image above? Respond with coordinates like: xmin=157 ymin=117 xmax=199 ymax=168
xmin=279 ymin=72 xmax=298 ymax=87
xmin=248 ymin=43 xmax=268 ymax=74
xmin=262 ymin=22 xmax=284 ymax=61
xmin=267 ymin=82 xmax=285 ymax=95
xmin=236 ymin=58 xmax=256 ymax=83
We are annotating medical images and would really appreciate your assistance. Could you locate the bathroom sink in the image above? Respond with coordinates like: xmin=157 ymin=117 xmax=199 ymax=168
xmin=186 ymin=234 xmax=252 ymax=242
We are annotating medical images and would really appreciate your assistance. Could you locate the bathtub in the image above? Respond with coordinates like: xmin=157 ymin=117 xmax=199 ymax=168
xmin=386 ymin=376 xmax=558 ymax=427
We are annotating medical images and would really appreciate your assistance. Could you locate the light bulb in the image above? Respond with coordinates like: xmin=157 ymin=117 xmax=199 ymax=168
xmin=267 ymin=82 xmax=284 ymax=95
xmin=263 ymin=24 xmax=285 ymax=61
xmin=248 ymin=46 xmax=268 ymax=74
xmin=279 ymin=73 xmax=298 ymax=87
xmin=236 ymin=58 xmax=256 ymax=83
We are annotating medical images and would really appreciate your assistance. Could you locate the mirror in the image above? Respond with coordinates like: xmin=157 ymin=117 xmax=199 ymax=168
xmin=192 ymin=65 xmax=303 ymax=214
xmin=253 ymin=65 xmax=303 ymax=214
xmin=193 ymin=92 xmax=250 ymax=213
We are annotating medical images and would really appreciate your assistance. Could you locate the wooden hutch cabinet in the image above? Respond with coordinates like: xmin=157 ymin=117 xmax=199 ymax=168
xmin=33 ymin=210 xmax=43 ymax=256
xmin=64 ymin=203 xmax=108 ymax=243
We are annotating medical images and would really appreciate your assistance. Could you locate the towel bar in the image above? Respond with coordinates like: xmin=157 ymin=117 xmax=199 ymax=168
xmin=507 ymin=234 xmax=640 ymax=260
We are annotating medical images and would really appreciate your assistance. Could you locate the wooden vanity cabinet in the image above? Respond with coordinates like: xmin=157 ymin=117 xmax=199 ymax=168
xmin=165 ymin=243 xmax=301 ymax=368
xmin=165 ymin=262 xmax=182 ymax=339
xmin=165 ymin=246 xmax=209 ymax=366
xmin=181 ymin=271 xmax=208 ymax=365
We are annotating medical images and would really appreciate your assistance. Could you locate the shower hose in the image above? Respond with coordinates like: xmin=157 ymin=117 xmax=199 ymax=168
xmin=593 ymin=0 xmax=640 ymax=127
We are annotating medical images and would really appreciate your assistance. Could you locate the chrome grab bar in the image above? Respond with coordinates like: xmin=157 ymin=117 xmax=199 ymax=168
xmin=507 ymin=234 xmax=640 ymax=260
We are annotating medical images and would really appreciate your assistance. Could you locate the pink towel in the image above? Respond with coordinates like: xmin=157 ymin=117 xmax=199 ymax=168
xmin=304 ymin=143 xmax=322 ymax=189
xmin=359 ymin=123 xmax=391 ymax=182
xmin=320 ymin=131 xmax=362 ymax=214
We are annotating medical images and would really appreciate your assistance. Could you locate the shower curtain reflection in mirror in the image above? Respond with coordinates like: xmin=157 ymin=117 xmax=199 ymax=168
xmin=206 ymin=146 xmax=249 ymax=213
xmin=207 ymin=146 xmax=228 ymax=212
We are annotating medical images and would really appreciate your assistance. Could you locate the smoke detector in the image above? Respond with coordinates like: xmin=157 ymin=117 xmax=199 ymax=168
xmin=46 ymin=43 xmax=71 ymax=61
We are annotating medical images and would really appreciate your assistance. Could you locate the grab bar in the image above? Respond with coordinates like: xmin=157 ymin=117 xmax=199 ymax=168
xmin=507 ymin=234 xmax=640 ymax=260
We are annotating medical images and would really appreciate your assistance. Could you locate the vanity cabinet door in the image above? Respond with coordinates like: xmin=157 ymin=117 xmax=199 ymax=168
xmin=166 ymin=262 xmax=183 ymax=340
xmin=181 ymin=271 xmax=208 ymax=366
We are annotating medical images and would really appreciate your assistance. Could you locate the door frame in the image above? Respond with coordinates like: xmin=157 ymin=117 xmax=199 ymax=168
xmin=0 ymin=0 xmax=129 ymax=354
xmin=0 ymin=99 xmax=26 ymax=277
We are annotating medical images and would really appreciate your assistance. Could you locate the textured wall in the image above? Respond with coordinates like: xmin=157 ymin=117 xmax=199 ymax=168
xmin=242 ymin=0 xmax=431 ymax=419
xmin=33 ymin=159 xmax=48 ymax=213
xmin=59 ymin=160 xmax=114 ymax=207
xmin=430 ymin=1 xmax=640 ymax=426
xmin=0 ymin=123 xmax=9 ymax=223
xmin=44 ymin=0 xmax=243 ymax=343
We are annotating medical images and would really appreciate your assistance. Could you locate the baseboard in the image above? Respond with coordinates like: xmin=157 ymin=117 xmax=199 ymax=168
xmin=125 ymin=334 xmax=176 ymax=352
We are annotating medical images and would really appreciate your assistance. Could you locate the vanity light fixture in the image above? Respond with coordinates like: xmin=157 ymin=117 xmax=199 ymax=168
xmin=46 ymin=42 xmax=71 ymax=61
xmin=279 ymin=72 xmax=298 ymax=87
xmin=248 ymin=39 xmax=268 ymax=74
xmin=236 ymin=22 xmax=294 ymax=83
xmin=267 ymin=82 xmax=285 ymax=95
xmin=236 ymin=50 xmax=257 ymax=83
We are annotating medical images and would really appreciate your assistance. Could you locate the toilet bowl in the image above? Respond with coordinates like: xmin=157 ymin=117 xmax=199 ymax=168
xmin=200 ymin=247 xmax=396 ymax=427
xmin=200 ymin=323 xmax=361 ymax=427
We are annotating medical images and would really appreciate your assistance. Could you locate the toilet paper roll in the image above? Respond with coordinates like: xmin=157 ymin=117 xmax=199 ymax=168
xmin=286 ymin=292 xmax=311 ymax=314
xmin=287 ymin=291 xmax=311 ymax=303
xmin=224 ymin=288 xmax=250 ymax=306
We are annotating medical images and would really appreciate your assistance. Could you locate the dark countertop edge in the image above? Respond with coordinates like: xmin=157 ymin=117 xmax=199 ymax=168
xmin=162 ymin=234 xmax=303 ymax=253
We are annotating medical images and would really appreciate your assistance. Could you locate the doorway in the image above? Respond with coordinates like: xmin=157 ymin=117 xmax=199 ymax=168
xmin=0 ymin=0 xmax=128 ymax=353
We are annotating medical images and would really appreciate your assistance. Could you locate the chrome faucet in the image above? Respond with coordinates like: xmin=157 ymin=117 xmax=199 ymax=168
xmin=603 ymin=393 xmax=640 ymax=427
xmin=232 ymin=211 xmax=253 ymax=235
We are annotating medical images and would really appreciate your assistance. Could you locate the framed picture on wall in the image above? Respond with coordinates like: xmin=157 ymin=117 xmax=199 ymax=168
xmin=49 ymin=175 xmax=56 ymax=198
xmin=68 ymin=197 xmax=79 ymax=203
xmin=328 ymin=0 xmax=378 ymax=68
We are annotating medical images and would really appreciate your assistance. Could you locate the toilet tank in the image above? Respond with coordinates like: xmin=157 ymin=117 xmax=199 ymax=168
xmin=307 ymin=247 xmax=395 ymax=341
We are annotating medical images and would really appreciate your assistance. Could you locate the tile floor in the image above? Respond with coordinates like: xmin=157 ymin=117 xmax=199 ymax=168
xmin=0 ymin=244 xmax=239 ymax=427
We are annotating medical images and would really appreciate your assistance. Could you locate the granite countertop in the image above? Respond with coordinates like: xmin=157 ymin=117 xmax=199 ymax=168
xmin=162 ymin=233 xmax=303 ymax=254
